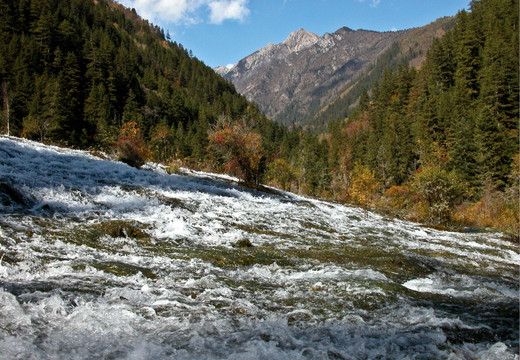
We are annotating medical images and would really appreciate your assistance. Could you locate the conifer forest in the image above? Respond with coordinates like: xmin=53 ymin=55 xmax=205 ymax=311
xmin=0 ymin=0 xmax=518 ymax=234
xmin=0 ymin=0 xmax=519 ymax=358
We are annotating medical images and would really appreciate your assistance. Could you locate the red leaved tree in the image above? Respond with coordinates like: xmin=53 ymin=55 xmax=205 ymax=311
xmin=208 ymin=117 xmax=264 ymax=185
xmin=115 ymin=121 xmax=150 ymax=168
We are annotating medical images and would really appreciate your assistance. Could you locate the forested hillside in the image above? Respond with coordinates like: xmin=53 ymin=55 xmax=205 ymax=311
xmin=258 ymin=0 xmax=518 ymax=234
xmin=0 ymin=0 xmax=285 ymax=163
xmin=309 ymin=16 xmax=456 ymax=129
xmin=317 ymin=0 xmax=518 ymax=232
xmin=0 ymin=0 xmax=517 ymax=234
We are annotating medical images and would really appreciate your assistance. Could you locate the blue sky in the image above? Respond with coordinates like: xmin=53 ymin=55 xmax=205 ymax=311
xmin=116 ymin=0 xmax=470 ymax=69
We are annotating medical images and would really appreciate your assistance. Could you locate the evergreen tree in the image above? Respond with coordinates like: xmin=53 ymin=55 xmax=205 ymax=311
xmin=475 ymin=105 xmax=516 ymax=189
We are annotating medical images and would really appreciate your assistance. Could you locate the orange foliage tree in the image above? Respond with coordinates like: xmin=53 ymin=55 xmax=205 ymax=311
xmin=208 ymin=117 xmax=264 ymax=185
xmin=115 ymin=121 xmax=150 ymax=168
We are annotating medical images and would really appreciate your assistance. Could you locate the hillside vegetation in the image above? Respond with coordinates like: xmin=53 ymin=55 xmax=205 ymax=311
xmin=0 ymin=0 xmax=285 ymax=163
xmin=319 ymin=0 xmax=519 ymax=233
xmin=0 ymin=0 xmax=517 ymax=234
xmin=264 ymin=0 xmax=518 ymax=234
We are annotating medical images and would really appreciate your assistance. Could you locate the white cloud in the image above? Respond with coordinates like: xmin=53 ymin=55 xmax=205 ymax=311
xmin=208 ymin=0 xmax=250 ymax=24
xmin=358 ymin=0 xmax=381 ymax=8
xmin=117 ymin=0 xmax=249 ymax=25
xmin=122 ymin=0 xmax=194 ymax=24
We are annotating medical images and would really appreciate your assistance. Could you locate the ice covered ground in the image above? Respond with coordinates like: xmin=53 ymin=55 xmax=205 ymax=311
xmin=0 ymin=136 xmax=518 ymax=359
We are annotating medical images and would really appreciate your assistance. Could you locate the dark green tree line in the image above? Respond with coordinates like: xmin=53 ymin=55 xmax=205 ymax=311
xmin=0 ymin=0 xmax=281 ymax=162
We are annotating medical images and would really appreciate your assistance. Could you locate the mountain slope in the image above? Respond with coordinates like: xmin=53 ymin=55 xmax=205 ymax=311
xmin=217 ymin=27 xmax=409 ymax=126
xmin=0 ymin=0 xmax=277 ymax=160
xmin=217 ymin=18 xmax=454 ymax=127
xmin=310 ymin=16 xmax=456 ymax=128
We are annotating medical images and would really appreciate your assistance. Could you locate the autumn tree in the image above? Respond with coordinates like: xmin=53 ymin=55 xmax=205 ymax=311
xmin=411 ymin=166 xmax=467 ymax=224
xmin=266 ymin=158 xmax=298 ymax=191
xmin=348 ymin=163 xmax=380 ymax=207
xmin=115 ymin=121 xmax=150 ymax=168
xmin=208 ymin=116 xmax=264 ymax=185
xmin=149 ymin=122 xmax=175 ymax=163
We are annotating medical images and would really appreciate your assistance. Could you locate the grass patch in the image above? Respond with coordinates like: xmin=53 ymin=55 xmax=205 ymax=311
xmin=90 ymin=260 xmax=157 ymax=279
xmin=58 ymin=219 xmax=155 ymax=251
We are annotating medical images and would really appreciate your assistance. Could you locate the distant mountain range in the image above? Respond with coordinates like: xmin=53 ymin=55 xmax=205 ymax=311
xmin=216 ymin=17 xmax=455 ymax=127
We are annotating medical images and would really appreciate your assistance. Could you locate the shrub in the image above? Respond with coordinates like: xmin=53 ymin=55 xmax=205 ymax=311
xmin=166 ymin=158 xmax=183 ymax=175
xmin=454 ymin=156 xmax=519 ymax=237
xmin=384 ymin=185 xmax=413 ymax=209
xmin=21 ymin=114 xmax=56 ymax=141
xmin=454 ymin=195 xmax=518 ymax=236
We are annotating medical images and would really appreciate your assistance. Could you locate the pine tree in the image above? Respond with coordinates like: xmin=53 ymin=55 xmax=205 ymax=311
xmin=32 ymin=9 xmax=56 ymax=67
xmin=53 ymin=51 xmax=84 ymax=143
xmin=475 ymin=105 xmax=516 ymax=189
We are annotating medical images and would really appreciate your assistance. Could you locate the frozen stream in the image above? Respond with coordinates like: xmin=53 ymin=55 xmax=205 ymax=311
xmin=0 ymin=136 xmax=518 ymax=359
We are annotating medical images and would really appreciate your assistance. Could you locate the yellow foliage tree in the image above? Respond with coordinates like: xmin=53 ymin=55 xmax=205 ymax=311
xmin=266 ymin=158 xmax=298 ymax=191
xmin=348 ymin=163 xmax=379 ymax=207
xmin=410 ymin=165 xmax=466 ymax=224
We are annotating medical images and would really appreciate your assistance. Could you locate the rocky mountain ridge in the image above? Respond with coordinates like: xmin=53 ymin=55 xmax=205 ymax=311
xmin=215 ymin=18 xmax=454 ymax=127
xmin=216 ymin=27 xmax=410 ymax=125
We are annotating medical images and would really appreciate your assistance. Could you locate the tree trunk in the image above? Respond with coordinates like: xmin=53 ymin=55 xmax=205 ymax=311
xmin=1 ymin=81 xmax=9 ymax=136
